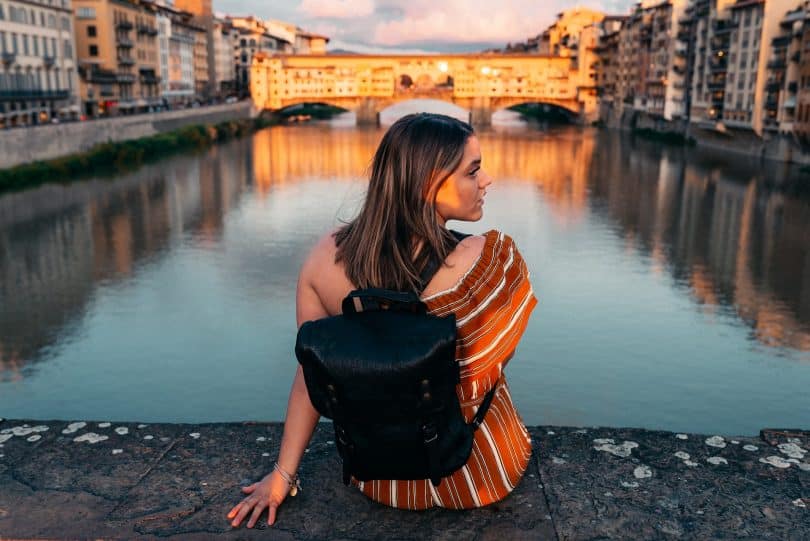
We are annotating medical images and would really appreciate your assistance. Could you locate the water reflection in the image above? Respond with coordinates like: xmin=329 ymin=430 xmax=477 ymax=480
xmin=0 ymin=140 xmax=252 ymax=381
xmin=1 ymin=125 xmax=809 ymax=429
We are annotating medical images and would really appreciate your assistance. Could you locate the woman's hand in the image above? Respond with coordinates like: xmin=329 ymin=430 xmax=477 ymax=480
xmin=227 ymin=470 xmax=291 ymax=528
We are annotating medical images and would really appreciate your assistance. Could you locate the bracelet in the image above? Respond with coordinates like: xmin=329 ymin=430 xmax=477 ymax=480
xmin=274 ymin=462 xmax=301 ymax=497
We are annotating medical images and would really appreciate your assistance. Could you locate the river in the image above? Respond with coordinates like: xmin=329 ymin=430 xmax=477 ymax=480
xmin=1 ymin=119 xmax=809 ymax=435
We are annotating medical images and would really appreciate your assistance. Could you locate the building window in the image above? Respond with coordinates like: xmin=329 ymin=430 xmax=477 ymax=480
xmin=76 ymin=7 xmax=95 ymax=19
xmin=0 ymin=4 xmax=4 ymax=20
xmin=32 ymin=35 xmax=38 ymax=55
xmin=61 ymin=16 xmax=69 ymax=30
xmin=48 ymin=14 xmax=55 ymax=28
xmin=87 ymin=25 xmax=96 ymax=37
xmin=89 ymin=44 xmax=98 ymax=56
xmin=63 ymin=39 xmax=71 ymax=59
xmin=22 ymin=34 xmax=28 ymax=55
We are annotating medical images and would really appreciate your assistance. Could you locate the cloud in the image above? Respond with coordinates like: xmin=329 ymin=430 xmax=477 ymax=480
xmin=215 ymin=0 xmax=639 ymax=51
xmin=299 ymin=0 xmax=375 ymax=19
xmin=370 ymin=0 xmax=634 ymax=46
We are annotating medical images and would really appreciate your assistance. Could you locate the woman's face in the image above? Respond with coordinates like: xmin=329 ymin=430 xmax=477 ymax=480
xmin=434 ymin=136 xmax=492 ymax=225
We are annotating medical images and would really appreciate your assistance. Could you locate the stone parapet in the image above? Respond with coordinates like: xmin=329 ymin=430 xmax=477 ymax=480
xmin=0 ymin=419 xmax=807 ymax=539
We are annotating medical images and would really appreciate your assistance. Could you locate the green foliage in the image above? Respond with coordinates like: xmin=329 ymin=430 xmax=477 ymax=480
xmin=0 ymin=117 xmax=278 ymax=193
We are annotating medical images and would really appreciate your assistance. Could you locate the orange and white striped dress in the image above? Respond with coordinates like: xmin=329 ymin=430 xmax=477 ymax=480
xmin=351 ymin=230 xmax=538 ymax=509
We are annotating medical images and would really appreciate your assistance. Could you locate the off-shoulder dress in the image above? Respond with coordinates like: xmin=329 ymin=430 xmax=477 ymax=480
xmin=351 ymin=229 xmax=538 ymax=509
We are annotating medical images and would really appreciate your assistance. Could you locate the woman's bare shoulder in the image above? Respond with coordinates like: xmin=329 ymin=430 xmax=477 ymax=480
xmin=299 ymin=229 xmax=354 ymax=316
xmin=422 ymin=233 xmax=486 ymax=298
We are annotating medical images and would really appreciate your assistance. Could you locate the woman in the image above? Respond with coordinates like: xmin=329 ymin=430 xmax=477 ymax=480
xmin=228 ymin=113 xmax=537 ymax=528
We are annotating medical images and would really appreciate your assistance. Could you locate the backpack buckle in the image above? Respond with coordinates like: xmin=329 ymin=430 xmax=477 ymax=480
xmin=422 ymin=421 xmax=438 ymax=444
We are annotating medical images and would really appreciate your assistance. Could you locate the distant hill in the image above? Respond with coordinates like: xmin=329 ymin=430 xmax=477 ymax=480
xmin=328 ymin=48 xmax=359 ymax=55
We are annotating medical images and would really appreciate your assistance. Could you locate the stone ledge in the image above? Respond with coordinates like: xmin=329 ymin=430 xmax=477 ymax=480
xmin=0 ymin=419 xmax=807 ymax=540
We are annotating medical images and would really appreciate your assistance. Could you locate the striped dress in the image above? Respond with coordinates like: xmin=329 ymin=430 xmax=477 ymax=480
xmin=351 ymin=230 xmax=538 ymax=509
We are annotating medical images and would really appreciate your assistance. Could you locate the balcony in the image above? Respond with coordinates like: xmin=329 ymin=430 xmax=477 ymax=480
xmin=117 ymin=38 xmax=134 ymax=48
xmin=116 ymin=20 xmax=133 ymax=31
xmin=42 ymin=55 xmax=56 ymax=67
xmin=139 ymin=68 xmax=160 ymax=85
xmin=116 ymin=73 xmax=136 ymax=83
xmin=766 ymin=80 xmax=783 ymax=92
xmin=0 ymin=89 xmax=70 ymax=101
xmin=712 ymin=19 xmax=737 ymax=35
xmin=79 ymin=65 xmax=117 ymax=84
xmin=707 ymin=79 xmax=726 ymax=90
xmin=788 ymin=81 xmax=798 ymax=93
xmin=767 ymin=58 xmax=787 ymax=70
xmin=772 ymin=35 xmax=792 ymax=47
xmin=137 ymin=24 xmax=157 ymax=36
xmin=117 ymin=56 xmax=135 ymax=66
xmin=1 ymin=52 xmax=15 ymax=65
xmin=709 ymin=60 xmax=728 ymax=73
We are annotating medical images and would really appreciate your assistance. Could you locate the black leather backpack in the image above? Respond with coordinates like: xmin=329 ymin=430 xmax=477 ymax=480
xmin=295 ymin=231 xmax=498 ymax=487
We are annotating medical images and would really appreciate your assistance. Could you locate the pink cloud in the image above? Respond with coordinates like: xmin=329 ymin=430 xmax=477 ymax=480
xmin=371 ymin=0 xmax=615 ymax=45
xmin=299 ymin=0 xmax=375 ymax=19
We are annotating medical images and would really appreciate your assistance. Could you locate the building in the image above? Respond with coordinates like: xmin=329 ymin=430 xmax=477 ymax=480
xmin=149 ymin=1 xmax=203 ymax=106
xmin=293 ymin=29 xmax=328 ymax=54
xmin=172 ymin=0 xmax=214 ymax=97
xmin=212 ymin=16 xmax=234 ymax=95
xmin=794 ymin=2 xmax=810 ymax=140
xmin=593 ymin=16 xmax=627 ymax=117
xmin=0 ymin=0 xmax=80 ymax=126
xmin=535 ymin=7 xmax=606 ymax=57
xmin=608 ymin=1 xmax=689 ymax=121
xmin=676 ymin=0 xmax=795 ymax=134
xmin=72 ymin=0 xmax=160 ymax=117
xmin=229 ymin=15 xmax=290 ymax=97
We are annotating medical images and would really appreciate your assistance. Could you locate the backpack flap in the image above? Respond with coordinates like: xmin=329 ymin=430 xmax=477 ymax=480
xmin=295 ymin=308 xmax=458 ymax=423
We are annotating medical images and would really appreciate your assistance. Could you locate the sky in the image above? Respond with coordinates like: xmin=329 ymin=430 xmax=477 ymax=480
xmin=212 ymin=0 xmax=637 ymax=53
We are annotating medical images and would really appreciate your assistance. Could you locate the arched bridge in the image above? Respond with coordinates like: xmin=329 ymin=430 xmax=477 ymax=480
xmin=250 ymin=54 xmax=599 ymax=125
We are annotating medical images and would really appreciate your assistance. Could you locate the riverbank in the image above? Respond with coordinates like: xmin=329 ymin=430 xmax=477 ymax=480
xmin=0 ymin=419 xmax=806 ymax=539
xmin=0 ymin=116 xmax=277 ymax=194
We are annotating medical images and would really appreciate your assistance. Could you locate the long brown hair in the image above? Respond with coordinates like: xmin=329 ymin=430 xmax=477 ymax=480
xmin=334 ymin=113 xmax=474 ymax=292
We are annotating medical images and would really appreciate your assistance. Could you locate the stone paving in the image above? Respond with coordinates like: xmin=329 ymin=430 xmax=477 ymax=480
xmin=0 ymin=418 xmax=807 ymax=540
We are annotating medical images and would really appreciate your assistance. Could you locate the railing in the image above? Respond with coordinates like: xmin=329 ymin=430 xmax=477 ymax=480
xmin=2 ymin=52 xmax=15 ymax=65
xmin=0 ymin=89 xmax=70 ymax=100
xmin=116 ymin=20 xmax=133 ymax=31
xmin=712 ymin=19 xmax=737 ymax=34
xmin=767 ymin=58 xmax=787 ymax=70
xmin=116 ymin=73 xmax=136 ymax=83
xmin=117 ymin=38 xmax=134 ymax=48
xmin=117 ymin=57 xmax=135 ymax=66
xmin=42 ymin=55 xmax=56 ymax=67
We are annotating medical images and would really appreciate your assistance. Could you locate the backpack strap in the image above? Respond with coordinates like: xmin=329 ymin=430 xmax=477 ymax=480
xmin=417 ymin=230 xmax=472 ymax=294
xmin=471 ymin=383 xmax=499 ymax=429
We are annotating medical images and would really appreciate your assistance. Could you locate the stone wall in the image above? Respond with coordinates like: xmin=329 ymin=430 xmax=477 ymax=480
xmin=0 ymin=102 xmax=255 ymax=169
xmin=600 ymin=105 xmax=810 ymax=166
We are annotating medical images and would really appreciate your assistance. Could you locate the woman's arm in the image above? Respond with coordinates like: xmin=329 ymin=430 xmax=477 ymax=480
xmin=227 ymin=252 xmax=328 ymax=529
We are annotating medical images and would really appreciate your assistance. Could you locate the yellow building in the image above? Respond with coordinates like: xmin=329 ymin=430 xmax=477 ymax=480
xmin=73 ymin=0 xmax=159 ymax=117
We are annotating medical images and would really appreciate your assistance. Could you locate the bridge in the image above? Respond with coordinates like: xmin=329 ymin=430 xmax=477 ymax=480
xmin=249 ymin=53 xmax=599 ymax=125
